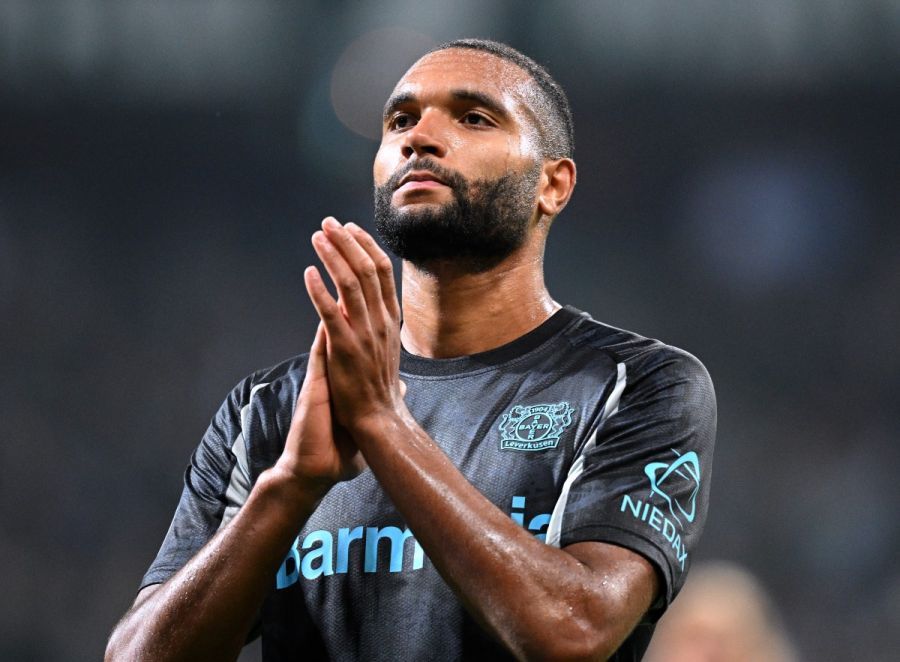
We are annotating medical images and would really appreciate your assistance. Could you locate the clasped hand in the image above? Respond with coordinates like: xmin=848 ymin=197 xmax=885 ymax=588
xmin=276 ymin=217 xmax=405 ymax=491
xmin=306 ymin=217 xmax=405 ymax=430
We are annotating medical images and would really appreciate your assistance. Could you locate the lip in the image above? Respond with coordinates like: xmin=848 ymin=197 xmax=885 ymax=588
xmin=395 ymin=179 xmax=447 ymax=193
xmin=396 ymin=170 xmax=447 ymax=190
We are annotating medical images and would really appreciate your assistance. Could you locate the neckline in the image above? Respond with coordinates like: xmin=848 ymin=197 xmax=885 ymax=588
xmin=399 ymin=305 xmax=583 ymax=377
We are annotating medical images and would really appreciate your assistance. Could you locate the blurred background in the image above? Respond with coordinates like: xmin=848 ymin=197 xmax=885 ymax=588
xmin=1 ymin=1 xmax=898 ymax=660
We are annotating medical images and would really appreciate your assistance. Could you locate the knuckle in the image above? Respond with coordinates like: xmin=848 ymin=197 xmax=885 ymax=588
xmin=376 ymin=258 xmax=393 ymax=275
xmin=359 ymin=259 xmax=377 ymax=279
xmin=339 ymin=278 xmax=361 ymax=293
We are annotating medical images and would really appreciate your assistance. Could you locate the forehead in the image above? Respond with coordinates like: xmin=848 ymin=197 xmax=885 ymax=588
xmin=391 ymin=48 xmax=535 ymax=111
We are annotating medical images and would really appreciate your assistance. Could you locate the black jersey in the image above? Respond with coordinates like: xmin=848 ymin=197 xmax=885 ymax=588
xmin=143 ymin=306 xmax=716 ymax=661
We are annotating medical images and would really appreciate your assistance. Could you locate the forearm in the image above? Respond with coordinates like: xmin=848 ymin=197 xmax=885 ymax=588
xmin=353 ymin=412 xmax=632 ymax=660
xmin=105 ymin=470 xmax=323 ymax=662
xmin=304 ymin=220 xmax=654 ymax=658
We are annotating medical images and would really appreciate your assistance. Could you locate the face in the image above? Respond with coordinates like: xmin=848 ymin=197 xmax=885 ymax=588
xmin=373 ymin=48 xmax=545 ymax=272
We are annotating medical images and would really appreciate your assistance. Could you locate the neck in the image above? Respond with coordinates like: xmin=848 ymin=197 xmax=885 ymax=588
xmin=399 ymin=240 xmax=560 ymax=359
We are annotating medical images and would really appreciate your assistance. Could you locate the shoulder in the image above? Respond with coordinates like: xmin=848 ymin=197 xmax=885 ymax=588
xmin=248 ymin=353 xmax=310 ymax=390
xmin=561 ymin=308 xmax=715 ymax=407
xmin=221 ymin=353 xmax=312 ymax=415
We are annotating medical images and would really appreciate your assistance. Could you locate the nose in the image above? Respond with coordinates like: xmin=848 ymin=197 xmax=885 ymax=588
xmin=400 ymin=110 xmax=448 ymax=160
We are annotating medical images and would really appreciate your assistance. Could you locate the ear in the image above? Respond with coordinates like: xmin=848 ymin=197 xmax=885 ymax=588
xmin=537 ymin=158 xmax=576 ymax=218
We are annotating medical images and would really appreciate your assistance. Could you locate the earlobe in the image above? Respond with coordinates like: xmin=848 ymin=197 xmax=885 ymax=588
xmin=537 ymin=158 xmax=576 ymax=218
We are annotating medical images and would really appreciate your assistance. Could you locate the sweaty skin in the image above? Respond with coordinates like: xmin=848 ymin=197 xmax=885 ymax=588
xmin=106 ymin=48 xmax=658 ymax=661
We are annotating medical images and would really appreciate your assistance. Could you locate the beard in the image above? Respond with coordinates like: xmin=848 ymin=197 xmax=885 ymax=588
xmin=373 ymin=158 xmax=541 ymax=274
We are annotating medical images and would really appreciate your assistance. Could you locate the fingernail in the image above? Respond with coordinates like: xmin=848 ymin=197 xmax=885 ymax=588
xmin=345 ymin=222 xmax=360 ymax=232
xmin=322 ymin=217 xmax=340 ymax=230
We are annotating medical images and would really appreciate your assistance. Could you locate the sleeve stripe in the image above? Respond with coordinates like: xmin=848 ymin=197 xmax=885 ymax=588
xmin=217 ymin=382 xmax=269 ymax=532
xmin=545 ymin=362 xmax=627 ymax=548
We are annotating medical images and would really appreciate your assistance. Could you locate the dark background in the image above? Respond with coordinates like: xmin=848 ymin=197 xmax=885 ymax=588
xmin=1 ymin=2 xmax=898 ymax=660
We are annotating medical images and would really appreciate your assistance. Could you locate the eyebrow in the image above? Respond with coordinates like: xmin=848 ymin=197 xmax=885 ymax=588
xmin=382 ymin=89 xmax=511 ymax=123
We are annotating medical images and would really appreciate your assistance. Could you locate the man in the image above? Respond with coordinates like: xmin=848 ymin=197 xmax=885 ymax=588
xmin=106 ymin=39 xmax=716 ymax=661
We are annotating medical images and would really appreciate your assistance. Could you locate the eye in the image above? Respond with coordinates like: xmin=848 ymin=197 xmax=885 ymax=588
xmin=461 ymin=111 xmax=492 ymax=127
xmin=389 ymin=112 xmax=417 ymax=131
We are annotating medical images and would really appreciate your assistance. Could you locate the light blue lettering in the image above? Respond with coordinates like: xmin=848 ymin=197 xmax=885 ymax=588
xmin=662 ymin=517 xmax=677 ymax=543
xmin=364 ymin=526 xmax=414 ymax=573
xmin=511 ymin=495 xmax=526 ymax=526
xmin=620 ymin=492 xmax=690 ymax=573
xmin=528 ymin=514 xmax=551 ymax=542
xmin=276 ymin=537 xmax=301 ymax=589
xmin=621 ymin=494 xmax=642 ymax=518
xmin=411 ymin=535 xmax=425 ymax=570
xmin=301 ymin=530 xmax=333 ymax=579
xmin=648 ymin=506 xmax=664 ymax=531
xmin=336 ymin=526 xmax=364 ymax=573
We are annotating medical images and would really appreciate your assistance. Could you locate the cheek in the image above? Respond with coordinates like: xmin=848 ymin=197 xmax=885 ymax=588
xmin=485 ymin=134 xmax=536 ymax=178
xmin=511 ymin=128 xmax=541 ymax=165
xmin=460 ymin=136 xmax=520 ymax=177
xmin=373 ymin=145 xmax=395 ymax=186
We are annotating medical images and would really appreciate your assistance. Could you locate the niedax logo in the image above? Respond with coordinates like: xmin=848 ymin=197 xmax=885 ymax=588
xmin=643 ymin=449 xmax=701 ymax=528
xmin=498 ymin=402 xmax=575 ymax=451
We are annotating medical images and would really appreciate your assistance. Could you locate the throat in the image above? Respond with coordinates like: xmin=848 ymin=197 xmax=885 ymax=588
xmin=399 ymin=259 xmax=559 ymax=359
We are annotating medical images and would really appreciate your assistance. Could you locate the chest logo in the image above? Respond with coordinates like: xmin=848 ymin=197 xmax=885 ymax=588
xmin=499 ymin=402 xmax=575 ymax=452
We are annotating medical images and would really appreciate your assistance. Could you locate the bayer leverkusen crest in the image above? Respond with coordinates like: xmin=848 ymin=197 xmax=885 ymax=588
xmin=499 ymin=402 xmax=575 ymax=451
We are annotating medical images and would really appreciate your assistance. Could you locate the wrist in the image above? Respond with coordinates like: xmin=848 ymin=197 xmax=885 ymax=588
xmin=348 ymin=403 xmax=415 ymax=447
xmin=253 ymin=465 xmax=332 ymax=519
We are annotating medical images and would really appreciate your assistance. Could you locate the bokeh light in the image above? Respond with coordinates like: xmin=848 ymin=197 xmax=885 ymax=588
xmin=330 ymin=27 xmax=437 ymax=140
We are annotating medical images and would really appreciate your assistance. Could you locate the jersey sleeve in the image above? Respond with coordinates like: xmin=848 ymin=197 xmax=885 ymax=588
xmin=550 ymin=346 xmax=717 ymax=611
xmin=139 ymin=376 xmax=252 ymax=590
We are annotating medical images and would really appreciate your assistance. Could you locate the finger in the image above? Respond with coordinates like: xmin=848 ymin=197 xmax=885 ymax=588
xmin=321 ymin=218 xmax=383 ymax=312
xmin=296 ymin=323 xmax=329 ymax=414
xmin=304 ymin=265 xmax=352 ymax=341
xmin=288 ymin=323 xmax=327 ymax=457
xmin=311 ymin=230 xmax=370 ymax=326
xmin=306 ymin=322 xmax=326 ymax=380
xmin=399 ymin=379 xmax=407 ymax=399
xmin=345 ymin=223 xmax=401 ymax=321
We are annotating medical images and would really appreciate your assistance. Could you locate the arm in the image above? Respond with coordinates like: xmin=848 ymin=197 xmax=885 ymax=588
xmin=306 ymin=219 xmax=659 ymax=660
xmin=106 ymin=325 xmax=363 ymax=661
xmin=346 ymin=409 xmax=658 ymax=660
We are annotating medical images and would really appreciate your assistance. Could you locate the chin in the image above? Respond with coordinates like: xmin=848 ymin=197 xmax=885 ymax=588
xmin=393 ymin=200 xmax=454 ymax=219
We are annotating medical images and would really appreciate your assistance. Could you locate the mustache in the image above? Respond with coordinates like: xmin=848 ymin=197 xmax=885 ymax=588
xmin=384 ymin=158 xmax=466 ymax=192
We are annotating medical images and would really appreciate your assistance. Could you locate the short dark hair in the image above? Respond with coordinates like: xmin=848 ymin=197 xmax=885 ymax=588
xmin=429 ymin=38 xmax=574 ymax=159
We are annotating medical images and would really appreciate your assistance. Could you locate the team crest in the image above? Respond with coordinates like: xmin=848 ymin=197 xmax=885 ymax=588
xmin=499 ymin=402 xmax=575 ymax=452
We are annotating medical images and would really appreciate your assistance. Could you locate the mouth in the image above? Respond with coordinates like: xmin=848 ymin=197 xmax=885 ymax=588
xmin=396 ymin=170 xmax=448 ymax=192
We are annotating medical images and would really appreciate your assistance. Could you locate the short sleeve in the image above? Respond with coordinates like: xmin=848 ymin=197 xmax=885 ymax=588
xmin=549 ymin=347 xmax=716 ymax=610
xmin=139 ymin=377 xmax=249 ymax=589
